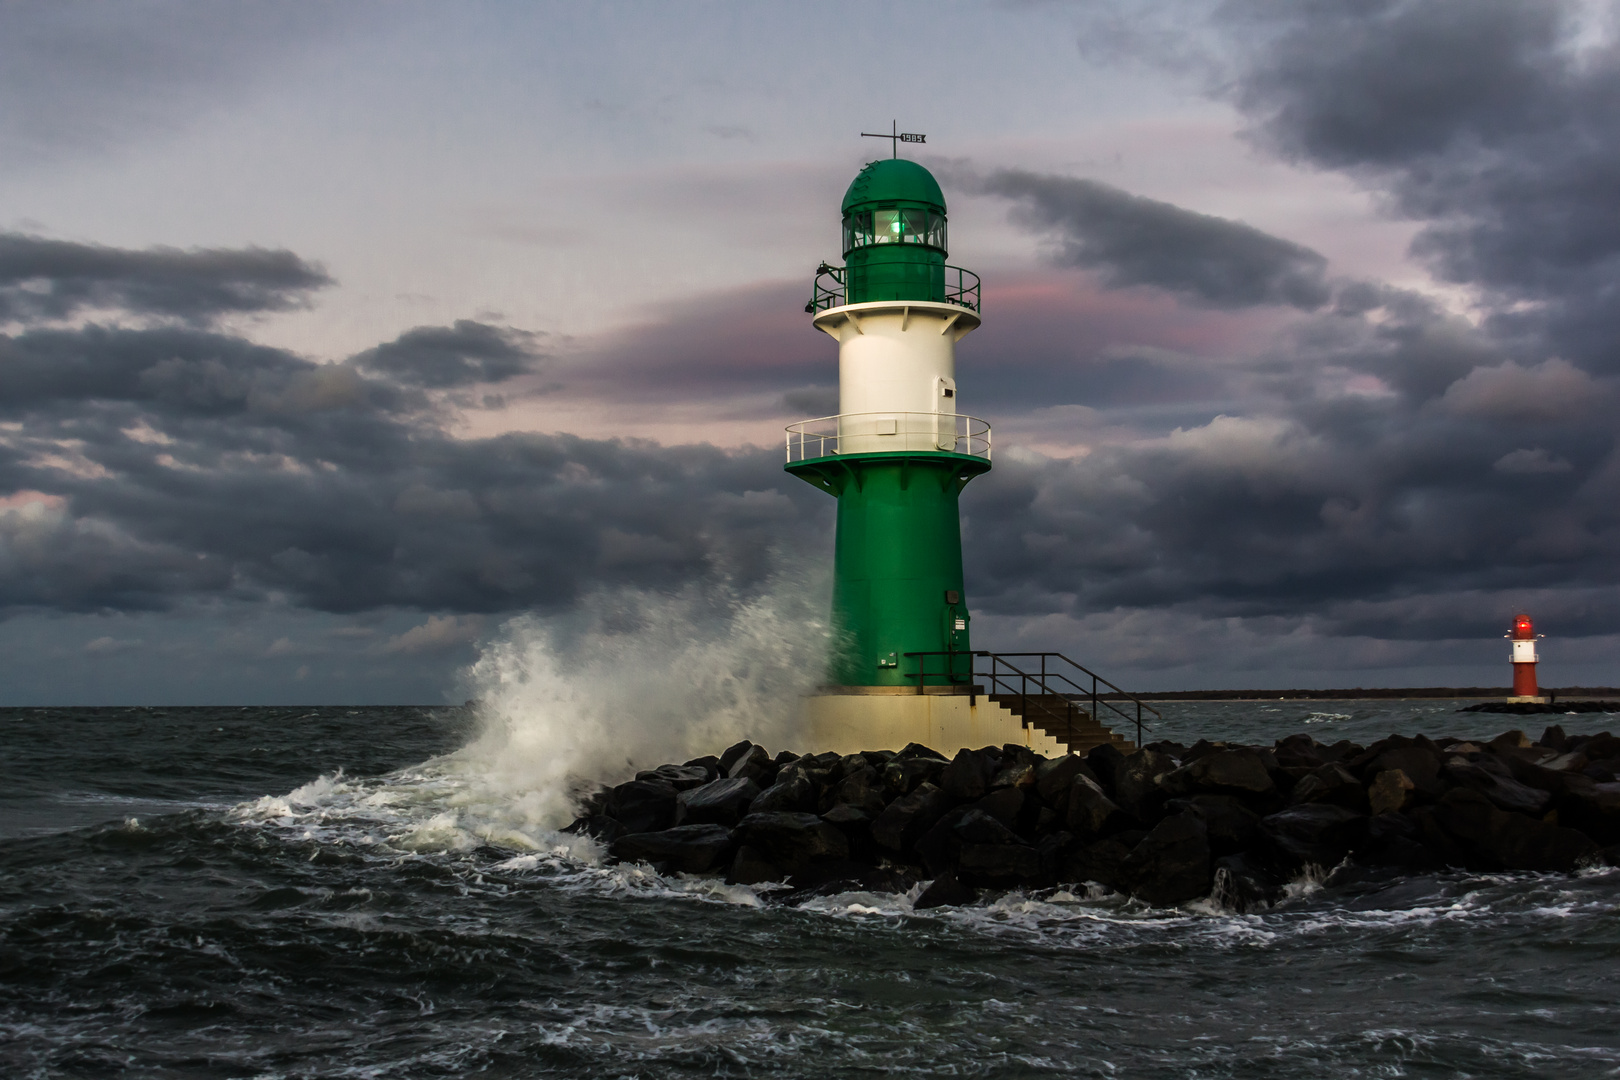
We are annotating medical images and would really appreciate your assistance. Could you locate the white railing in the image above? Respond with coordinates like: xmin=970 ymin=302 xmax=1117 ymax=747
xmin=785 ymin=412 xmax=992 ymax=463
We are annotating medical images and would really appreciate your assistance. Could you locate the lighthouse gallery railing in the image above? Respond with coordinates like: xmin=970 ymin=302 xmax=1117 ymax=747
xmin=786 ymin=412 xmax=991 ymax=463
xmin=806 ymin=264 xmax=982 ymax=314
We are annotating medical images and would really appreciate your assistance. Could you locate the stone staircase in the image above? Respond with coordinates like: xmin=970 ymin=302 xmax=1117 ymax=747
xmin=988 ymin=692 xmax=1135 ymax=754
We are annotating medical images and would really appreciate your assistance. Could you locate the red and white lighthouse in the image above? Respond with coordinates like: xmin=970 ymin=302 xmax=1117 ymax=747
xmin=1506 ymin=614 xmax=1546 ymax=704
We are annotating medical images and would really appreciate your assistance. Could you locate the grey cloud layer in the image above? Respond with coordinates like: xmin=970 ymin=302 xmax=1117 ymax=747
xmin=1228 ymin=0 xmax=1620 ymax=370
xmin=0 ymin=233 xmax=332 ymax=325
xmin=978 ymin=169 xmax=1331 ymax=310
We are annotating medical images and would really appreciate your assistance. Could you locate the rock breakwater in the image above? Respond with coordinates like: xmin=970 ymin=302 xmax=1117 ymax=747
xmin=567 ymin=725 xmax=1620 ymax=909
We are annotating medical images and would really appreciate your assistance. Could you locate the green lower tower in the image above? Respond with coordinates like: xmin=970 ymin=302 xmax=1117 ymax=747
xmin=787 ymin=157 xmax=988 ymax=689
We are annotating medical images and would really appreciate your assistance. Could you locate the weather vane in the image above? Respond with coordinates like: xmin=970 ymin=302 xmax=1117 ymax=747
xmin=861 ymin=120 xmax=925 ymax=158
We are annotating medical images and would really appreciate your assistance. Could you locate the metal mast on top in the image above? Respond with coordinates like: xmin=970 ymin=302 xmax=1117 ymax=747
xmin=860 ymin=120 xmax=925 ymax=158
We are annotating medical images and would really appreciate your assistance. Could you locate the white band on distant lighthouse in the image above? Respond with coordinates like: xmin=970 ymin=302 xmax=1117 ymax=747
xmin=1511 ymin=639 xmax=1538 ymax=663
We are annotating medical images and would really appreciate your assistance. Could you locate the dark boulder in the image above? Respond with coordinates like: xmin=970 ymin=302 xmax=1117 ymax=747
xmin=913 ymin=806 xmax=973 ymax=876
xmin=989 ymin=758 xmax=1037 ymax=791
xmin=635 ymin=764 xmax=711 ymax=791
xmin=883 ymin=755 xmax=947 ymax=797
xmin=1065 ymin=775 xmax=1127 ymax=839
xmin=750 ymin=769 xmax=817 ymax=814
xmin=727 ymin=844 xmax=784 ymax=886
xmin=825 ymin=765 xmax=888 ymax=817
xmin=969 ymin=787 xmax=1025 ymax=832
xmin=727 ymin=744 xmax=774 ymax=784
xmin=1431 ymin=788 xmax=1599 ymax=871
xmin=1259 ymin=803 xmax=1367 ymax=868
xmin=1359 ymin=744 xmax=1443 ymax=797
xmin=896 ymin=742 xmax=948 ymax=760
xmin=1034 ymin=754 xmax=1097 ymax=804
xmin=1062 ymin=834 xmax=1140 ymax=892
xmin=611 ymin=824 xmax=734 ymax=873
xmin=958 ymin=842 xmax=1041 ymax=884
xmin=1122 ymin=811 xmax=1212 ymax=905
xmin=1159 ymin=749 xmax=1275 ymax=800
xmin=1211 ymin=852 xmax=1282 ymax=912
xmin=1113 ymin=749 xmax=1177 ymax=821
xmin=821 ymin=803 xmax=872 ymax=827
xmin=1170 ymin=794 xmax=1260 ymax=855
xmin=682 ymin=755 xmax=722 ymax=780
xmin=871 ymin=782 xmax=950 ymax=853
xmin=674 ymin=777 xmax=761 ymax=827
xmin=606 ymin=778 xmax=680 ymax=834
xmin=1290 ymin=763 xmax=1368 ymax=811
xmin=954 ymin=808 xmax=1024 ymax=846
xmin=1367 ymin=769 xmax=1416 ymax=816
xmin=940 ymin=747 xmax=991 ymax=801
xmin=914 ymin=871 xmax=976 ymax=909
xmin=719 ymin=740 xmax=755 ymax=775
xmin=735 ymin=811 xmax=849 ymax=868
xmin=1442 ymin=761 xmax=1552 ymax=816
xmin=1086 ymin=742 xmax=1127 ymax=794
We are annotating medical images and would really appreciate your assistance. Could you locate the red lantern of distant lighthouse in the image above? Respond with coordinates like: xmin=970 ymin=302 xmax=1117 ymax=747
xmin=1506 ymin=614 xmax=1545 ymax=703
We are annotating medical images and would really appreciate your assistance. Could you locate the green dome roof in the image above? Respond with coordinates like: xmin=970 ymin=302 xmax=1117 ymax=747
xmin=841 ymin=159 xmax=946 ymax=215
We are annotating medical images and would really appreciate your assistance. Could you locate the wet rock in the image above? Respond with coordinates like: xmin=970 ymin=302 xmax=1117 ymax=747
xmin=1259 ymin=803 xmax=1367 ymax=868
xmin=611 ymin=824 xmax=734 ymax=873
xmin=1360 ymin=745 xmax=1443 ymax=797
xmin=871 ymin=782 xmax=950 ymax=853
xmin=1065 ymin=775 xmax=1127 ymax=839
xmin=969 ymin=787 xmax=1025 ymax=832
xmin=635 ymin=764 xmax=711 ymax=791
xmin=1442 ymin=761 xmax=1552 ymax=816
xmin=1541 ymin=724 xmax=1570 ymax=752
xmin=607 ymin=778 xmax=680 ymax=834
xmin=682 ymin=755 xmax=722 ymax=780
xmin=883 ymin=755 xmax=947 ymax=797
xmin=989 ymin=758 xmax=1037 ymax=791
xmin=719 ymin=740 xmax=755 ymax=775
xmin=954 ymin=808 xmax=1023 ymax=846
xmin=913 ymin=806 xmax=973 ymax=876
xmin=958 ymin=842 xmax=1041 ymax=883
xmin=1113 ymin=749 xmax=1176 ymax=821
xmin=1431 ymin=788 xmax=1599 ymax=871
xmin=1556 ymin=778 xmax=1620 ymax=845
xmin=825 ymin=765 xmax=888 ymax=817
xmin=1290 ymin=763 xmax=1369 ymax=812
xmin=727 ymin=744 xmax=773 ymax=784
xmin=1367 ymin=769 xmax=1415 ymax=816
xmin=914 ymin=871 xmax=976 ymax=909
xmin=1034 ymin=754 xmax=1097 ymax=804
xmin=1171 ymin=794 xmax=1260 ymax=855
xmin=674 ymin=777 xmax=761 ymax=827
xmin=1211 ymin=852 xmax=1282 ymax=912
xmin=735 ymin=811 xmax=849 ymax=868
xmin=1123 ymin=811 xmax=1212 ymax=905
xmin=749 ymin=769 xmax=816 ymax=815
xmin=726 ymin=844 xmax=784 ymax=886
xmin=1159 ymin=749 xmax=1275 ymax=800
xmin=821 ymin=803 xmax=872 ymax=827
xmin=896 ymin=742 xmax=948 ymax=761
xmin=1062 ymin=834 xmax=1140 ymax=892
xmin=1086 ymin=742 xmax=1128 ymax=795
xmin=940 ymin=748 xmax=991 ymax=801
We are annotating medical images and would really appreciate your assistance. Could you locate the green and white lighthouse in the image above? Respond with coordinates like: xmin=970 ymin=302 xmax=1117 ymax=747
xmin=786 ymin=154 xmax=991 ymax=693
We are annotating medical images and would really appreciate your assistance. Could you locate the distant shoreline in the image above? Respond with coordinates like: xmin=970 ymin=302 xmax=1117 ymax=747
xmin=1096 ymin=687 xmax=1620 ymax=702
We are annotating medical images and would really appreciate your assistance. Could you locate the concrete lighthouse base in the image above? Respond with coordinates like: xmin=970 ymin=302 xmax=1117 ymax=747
xmin=798 ymin=687 xmax=1067 ymax=758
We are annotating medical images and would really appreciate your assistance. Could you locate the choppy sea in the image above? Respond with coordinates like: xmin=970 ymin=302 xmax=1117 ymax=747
xmin=4 ymin=700 xmax=1620 ymax=1078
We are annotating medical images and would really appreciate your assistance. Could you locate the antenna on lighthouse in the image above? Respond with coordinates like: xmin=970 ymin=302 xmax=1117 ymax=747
xmin=861 ymin=120 xmax=925 ymax=158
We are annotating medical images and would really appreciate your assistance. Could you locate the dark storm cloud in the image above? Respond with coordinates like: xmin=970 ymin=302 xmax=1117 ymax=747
xmin=0 ymin=233 xmax=332 ymax=325
xmin=0 ymin=318 xmax=820 ymax=616
xmin=349 ymin=320 xmax=543 ymax=389
xmin=1225 ymin=0 xmax=1620 ymax=371
xmin=978 ymin=170 xmax=1332 ymax=310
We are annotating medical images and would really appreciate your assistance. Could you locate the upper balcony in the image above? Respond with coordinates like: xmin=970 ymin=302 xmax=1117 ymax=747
xmin=806 ymin=263 xmax=981 ymax=315
xmin=786 ymin=411 xmax=992 ymax=464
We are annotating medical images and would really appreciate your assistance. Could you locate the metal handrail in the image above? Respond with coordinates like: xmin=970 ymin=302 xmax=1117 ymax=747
xmin=902 ymin=650 xmax=1162 ymax=747
xmin=785 ymin=412 xmax=992 ymax=463
xmin=805 ymin=264 xmax=981 ymax=314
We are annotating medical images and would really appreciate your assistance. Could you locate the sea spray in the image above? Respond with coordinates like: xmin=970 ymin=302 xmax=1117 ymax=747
xmin=448 ymin=567 xmax=832 ymax=829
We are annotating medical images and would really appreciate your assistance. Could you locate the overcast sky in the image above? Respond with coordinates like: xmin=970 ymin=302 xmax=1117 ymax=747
xmin=3 ymin=0 xmax=1618 ymax=703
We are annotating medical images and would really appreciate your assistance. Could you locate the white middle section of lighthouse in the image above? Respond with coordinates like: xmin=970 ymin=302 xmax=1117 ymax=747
xmin=812 ymin=300 xmax=981 ymax=455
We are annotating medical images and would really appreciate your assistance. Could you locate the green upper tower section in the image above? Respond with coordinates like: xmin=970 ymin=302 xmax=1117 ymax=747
xmin=840 ymin=159 xmax=948 ymax=305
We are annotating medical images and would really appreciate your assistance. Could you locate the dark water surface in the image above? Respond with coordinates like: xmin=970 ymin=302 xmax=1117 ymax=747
xmin=4 ymin=702 xmax=1620 ymax=1078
